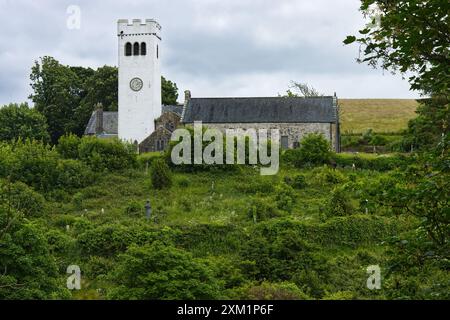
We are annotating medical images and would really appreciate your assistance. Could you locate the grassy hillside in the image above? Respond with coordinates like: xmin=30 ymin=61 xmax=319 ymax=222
xmin=339 ymin=99 xmax=418 ymax=134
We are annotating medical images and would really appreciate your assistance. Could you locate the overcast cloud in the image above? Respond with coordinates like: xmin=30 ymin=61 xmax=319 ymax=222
xmin=0 ymin=0 xmax=419 ymax=106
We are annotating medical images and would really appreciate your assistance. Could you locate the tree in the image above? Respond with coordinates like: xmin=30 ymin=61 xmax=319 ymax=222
xmin=29 ymin=56 xmax=87 ymax=143
xmin=344 ymin=0 xmax=449 ymax=96
xmin=282 ymin=81 xmax=323 ymax=97
xmin=161 ymin=76 xmax=179 ymax=105
xmin=0 ymin=103 xmax=49 ymax=142
xmin=345 ymin=0 xmax=449 ymax=252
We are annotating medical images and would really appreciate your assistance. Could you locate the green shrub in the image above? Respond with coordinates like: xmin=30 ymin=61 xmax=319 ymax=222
xmin=57 ymin=134 xmax=81 ymax=159
xmin=316 ymin=166 xmax=346 ymax=184
xmin=124 ymin=199 xmax=142 ymax=217
xmin=0 ymin=180 xmax=45 ymax=217
xmin=84 ymin=256 xmax=114 ymax=278
xmin=177 ymin=177 xmax=190 ymax=188
xmin=78 ymin=136 xmax=137 ymax=171
xmin=332 ymin=153 xmax=411 ymax=171
xmin=9 ymin=140 xmax=60 ymax=192
xmin=274 ymin=184 xmax=296 ymax=213
xmin=107 ymin=242 xmax=223 ymax=299
xmin=57 ymin=159 xmax=93 ymax=189
xmin=238 ymin=282 xmax=310 ymax=300
xmin=236 ymin=177 xmax=276 ymax=194
xmin=137 ymin=152 xmax=162 ymax=169
xmin=151 ymin=158 xmax=172 ymax=189
xmin=325 ymin=186 xmax=355 ymax=217
xmin=72 ymin=192 xmax=84 ymax=210
xmin=293 ymin=133 xmax=332 ymax=167
xmin=247 ymin=197 xmax=280 ymax=222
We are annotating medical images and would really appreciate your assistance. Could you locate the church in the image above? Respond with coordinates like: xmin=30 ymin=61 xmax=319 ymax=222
xmin=84 ymin=19 xmax=341 ymax=153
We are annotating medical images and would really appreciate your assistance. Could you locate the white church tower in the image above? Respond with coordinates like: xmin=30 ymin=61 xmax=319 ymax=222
xmin=117 ymin=19 xmax=162 ymax=144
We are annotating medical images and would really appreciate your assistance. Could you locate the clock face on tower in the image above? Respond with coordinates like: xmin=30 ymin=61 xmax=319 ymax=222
xmin=130 ymin=77 xmax=143 ymax=92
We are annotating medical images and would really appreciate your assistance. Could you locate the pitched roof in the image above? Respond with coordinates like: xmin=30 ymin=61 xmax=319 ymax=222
xmin=84 ymin=111 xmax=118 ymax=135
xmin=182 ymin=97 xmax=337 ymax=124
xmin=84 ymin=105 xmax=183 ymax=135
xmin=162 ymin=104 xmax=184 ymax=116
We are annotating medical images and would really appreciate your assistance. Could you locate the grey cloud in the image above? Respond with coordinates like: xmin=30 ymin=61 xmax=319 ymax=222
xmin=0 ymin=0 xmax=419 ymax=106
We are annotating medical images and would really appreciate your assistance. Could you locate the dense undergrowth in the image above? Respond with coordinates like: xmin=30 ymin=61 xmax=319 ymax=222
xmin=0 ymin=135 xmax=448 ymax=300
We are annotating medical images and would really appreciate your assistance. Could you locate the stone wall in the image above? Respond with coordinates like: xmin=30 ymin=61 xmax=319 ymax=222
xmin=197 ymin=122 xmax=336 ymax=150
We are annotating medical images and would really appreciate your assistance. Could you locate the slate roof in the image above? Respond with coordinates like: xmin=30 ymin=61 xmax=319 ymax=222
xmin=84 ymin=105 xmax=183 ymax=135
xmin=162 ymin=104 xmax=184 ymax=116
xmin=84 ymin=111 xmax=118 ymax=135
xmin=182 ymin=97 xmax=337 ymax=124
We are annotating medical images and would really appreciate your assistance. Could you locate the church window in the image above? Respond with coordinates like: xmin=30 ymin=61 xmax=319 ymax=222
xmin=133 ymin=42 xmax=140 ymax=56
xmin=125 ymin=42 xmax=132 ymax=56
xmin=141 ymin=42 xmax=147 ymax=55
xmin=157 ymin=45 xmax=159 ymax=59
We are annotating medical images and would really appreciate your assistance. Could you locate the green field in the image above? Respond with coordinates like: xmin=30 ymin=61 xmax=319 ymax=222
xmin=339 ymin=99 xmax=419 ymax=134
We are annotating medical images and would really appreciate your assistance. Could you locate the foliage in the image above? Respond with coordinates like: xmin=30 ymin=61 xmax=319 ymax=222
xmin=151 ymin=158 xmax=173 ymax=190
xmin=78 ymin=136 xmax=137 ymax=171
xmin=332 ymin=153 xmax=411 ymax=171
xmin=57 ymin=134 xmax=82 ymax=159
xmin=0 ymin=103 xmax=49 ymax=143
xmin=161 ymin=76 xmax=179 ymax=105
xmin=274 ymin=184 xmax=296 ymax=213
xmin=0 ymin=206 xmax=69 ymax=299
xmin=107 ymin=242 xmax=222 ymax=299
xmin=0 ymin=180 xmax=45 ymax=217
xmin=344 ymin=0 xmax=449 ymax=95
xmin=402 ymin=97 xmax=449 ymax=151
xmin=292 ymin=133 xmax=332 ymax=167
xmin=247 ymin=197 xmax=280 ymax=223
xmin=236 ymin=282 xmax=310 ymax=300
xmin=284 ymin=174 xmax=307 ymax=189
xmin=325 ymin=186 xmax=355 ymax=217
xmin=57 ymin=159 xmax=93 ymax=189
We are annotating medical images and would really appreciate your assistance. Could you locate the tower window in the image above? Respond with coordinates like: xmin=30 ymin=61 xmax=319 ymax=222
xmin=133 ymin=42 xmax=140 ymax=56
xmin=125 ymin=42 xmax=132 ymax=56
xmin=157 ymin=45 xmax=159 ymax=59
xmin=140 ymin=42 xmax=147 ymax=55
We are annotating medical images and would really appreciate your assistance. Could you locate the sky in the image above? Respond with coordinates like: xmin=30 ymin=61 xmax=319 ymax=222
xmin=0 ymin=0 xmax=420 ymax=106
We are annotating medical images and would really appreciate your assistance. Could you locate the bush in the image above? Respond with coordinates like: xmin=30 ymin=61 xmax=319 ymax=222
xmin=78 ymin=136 xmax=137 ymax=171
xmin=316 ymin=166 xmax=346 ymax=184
xmin=9 ymin=140 xmax=60 ymax=192
xmin=0 ymin=180 xmax=45 ymax=217
xmin=325 ymin=186 xmax=355 ymax=217
xmin=332 ymin=153 xmax=411 ymax=171
xmin=107 ymin=242 xmax=223 ymax=299
xmin=292 ymin=133 xmax=332 ymax=167
xmin=247 ymin=197 xmax=280 ymax=222
xmin=57 ymin=134 xmax=81 ymax=159
xmin=274 ymin=184 xmax=296 ymax=213
xmin=284 ymin=174 xmax=307 ymax=189
xmin=177 ymin=177 xmax=190 ymax=188
xmin=238 ymin=282 xmax=310 ymax=300
xmin=57 ymin=159 xmax=93 ymax=189
xmin=151 ymin=158 xmax=172 ymax=189
xmin=124 ymin=200 xmax=142 ymax=217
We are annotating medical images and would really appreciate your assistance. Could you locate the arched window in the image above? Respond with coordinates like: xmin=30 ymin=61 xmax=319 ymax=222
xmin=140 ymin=42 xmax=147 ymax=55
xmin=125 ymin=42 xmax=132 ymax=56
xmin=133 ymin=42 xmax=140 ymax=56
